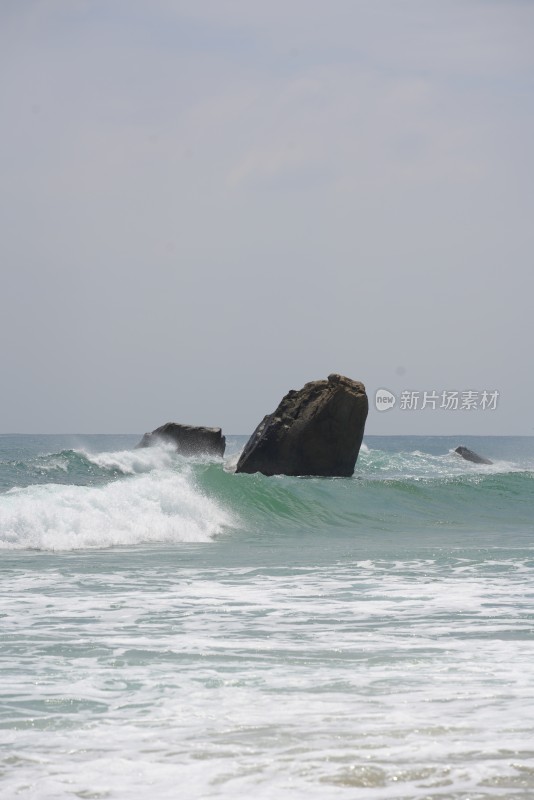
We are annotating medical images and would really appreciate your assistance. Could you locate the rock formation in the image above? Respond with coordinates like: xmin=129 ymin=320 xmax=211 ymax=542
xmin=137 ymin=423 xmax=225 ymax=457
xmin=236 ymin=374 xmax=368 ymax=477
xmin=454 ymin=446 xmax=493 ymax=465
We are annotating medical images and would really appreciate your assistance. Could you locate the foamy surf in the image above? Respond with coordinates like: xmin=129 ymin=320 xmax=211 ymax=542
xmin=0 ymin=468 xmax=233 ymax=550
xmin=2 ymin=434 xmax=534 ymax=799
xmin=357 ymin=444 xmax=529 ymax=481
xmin=80 ymin=442 xmax=178 ymax=474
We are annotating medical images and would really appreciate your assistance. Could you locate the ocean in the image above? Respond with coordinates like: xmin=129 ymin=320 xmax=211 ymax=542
xmin=1 ymin=433 xmax=533 ymax=799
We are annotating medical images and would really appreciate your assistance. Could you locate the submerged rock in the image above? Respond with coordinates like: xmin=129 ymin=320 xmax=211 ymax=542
xmin=454 ymin=446 xmax=493 ymax=465
xmin=137 ymin=423 xmax=225 ymax=457
xmin=236 ymin=374 xmax=368 ymax=477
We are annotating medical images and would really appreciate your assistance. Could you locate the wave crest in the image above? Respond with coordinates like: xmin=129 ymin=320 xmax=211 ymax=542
xmin=0 ymin=469 xmax=234 ymax=551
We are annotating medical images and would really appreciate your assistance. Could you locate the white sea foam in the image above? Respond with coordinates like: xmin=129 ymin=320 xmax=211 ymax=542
xmin=81 ymin=442 xmax=177 ymax=474
xmin=1 ymin=556 xmax=534 ymax=798
xmin=0 ymin=468 xmax=233 ymax=550
xmin=358 ymin=444 xmax=528 ymax=482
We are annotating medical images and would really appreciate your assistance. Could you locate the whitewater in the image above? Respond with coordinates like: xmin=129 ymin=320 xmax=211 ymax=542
xmin=1 ymin=434 xmax=533 ymax=799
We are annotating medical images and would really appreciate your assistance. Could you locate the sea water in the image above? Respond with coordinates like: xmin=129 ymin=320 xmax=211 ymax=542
xmin=1 ymin=434 xmax=533 ymax=799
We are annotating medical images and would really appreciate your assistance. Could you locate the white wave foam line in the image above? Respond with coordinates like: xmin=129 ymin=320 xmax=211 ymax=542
xmin=81 ymin=443 xmax=177 ymax=474
xmin=0 ymin=471 xmax=234 ymax=550
xmin=360 ymin=446 xmax=528 ymax=481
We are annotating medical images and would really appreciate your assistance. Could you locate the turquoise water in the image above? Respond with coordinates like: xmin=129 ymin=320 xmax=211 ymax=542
xmin=1 ymin=435 xmax=534 ymax=798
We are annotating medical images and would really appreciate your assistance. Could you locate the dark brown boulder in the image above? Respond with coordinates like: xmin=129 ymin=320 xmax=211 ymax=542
xmin=454 ymin=446 xmax=493 ymax=465
xmin=137 ymin=423 xmax=225 ymax=457
xmin=236 ymin=374 xmax=368 ymax=477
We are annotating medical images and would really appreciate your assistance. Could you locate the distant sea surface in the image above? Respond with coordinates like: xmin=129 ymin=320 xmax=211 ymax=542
xmin=1 ymin=434 xmax=534 ymax=799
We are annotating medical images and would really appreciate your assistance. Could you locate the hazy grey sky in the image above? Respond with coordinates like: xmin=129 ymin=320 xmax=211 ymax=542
xmin=1 ymin=0 xmax=533 ymax=434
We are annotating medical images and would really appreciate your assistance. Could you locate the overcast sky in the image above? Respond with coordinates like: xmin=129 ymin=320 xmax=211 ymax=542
xmin=1 ymin=0 xmax=533 ymax=434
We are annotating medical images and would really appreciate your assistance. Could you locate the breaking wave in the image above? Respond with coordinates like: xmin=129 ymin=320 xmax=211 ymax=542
xmin=1 ymin=439 xmax=532 ymax=550
xmin=0 ymin=446 xmax=233 ymax=550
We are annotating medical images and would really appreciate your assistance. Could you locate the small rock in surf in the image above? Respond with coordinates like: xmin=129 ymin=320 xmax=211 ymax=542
xmin=454 ymin=446 xmax=493 ymax=465
xmin=137 ymin=423 xmax=225 ymax=457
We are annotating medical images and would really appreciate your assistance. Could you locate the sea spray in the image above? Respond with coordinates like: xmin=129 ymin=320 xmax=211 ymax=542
xmin=0 ymin=460 xmax=233 ymax=550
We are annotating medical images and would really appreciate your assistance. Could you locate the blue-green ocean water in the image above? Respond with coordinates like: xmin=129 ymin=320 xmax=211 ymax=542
xmin=1 ymin=434 xmax=534 ymax=799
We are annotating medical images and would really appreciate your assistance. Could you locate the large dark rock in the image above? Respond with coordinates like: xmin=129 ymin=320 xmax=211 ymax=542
xmin=236 ymin=374 xmax=368 ymax=477
xmin=454 ymin=446 xmax=493 ymax=465
xmin=137 ymin=423 xmax=225 ymax=457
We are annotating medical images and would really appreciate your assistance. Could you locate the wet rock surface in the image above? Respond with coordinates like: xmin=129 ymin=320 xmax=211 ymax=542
xmin=138 ymin=423 xmax=225 ymax=457
xmin=455 ymin=446 xmax=493 ymax=465
xmin=236 ymin=374 xmax=368 ymax=477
